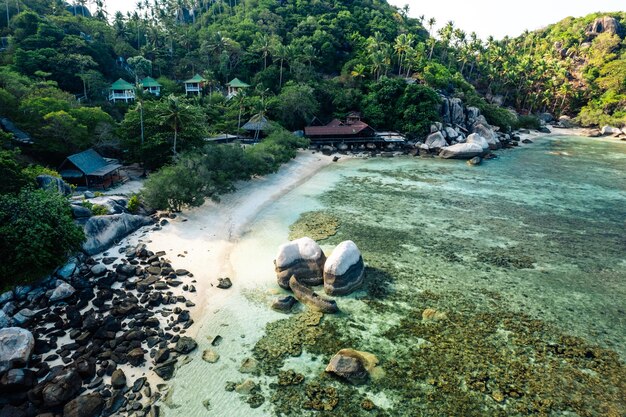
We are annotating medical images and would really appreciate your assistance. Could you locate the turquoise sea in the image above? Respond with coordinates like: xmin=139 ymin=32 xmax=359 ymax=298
xmin=162 ymin=136 xmax=626 ymax=416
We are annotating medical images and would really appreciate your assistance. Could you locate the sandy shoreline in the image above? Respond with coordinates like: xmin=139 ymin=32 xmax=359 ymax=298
xmin=105 ymin=151 xmax=333 ymax=383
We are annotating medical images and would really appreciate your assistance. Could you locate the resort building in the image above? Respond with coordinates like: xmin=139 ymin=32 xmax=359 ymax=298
xmin=141 ymin=76 xmax=162 ymax=96
xmin=304 ymin=112 xmax=405 ymax=147
xmin=58 ymin=148 xmax=123 ymax=189
xmin=184 ymin=74 xmax=205 ymax=95
xmin=226 ymin=78 xmax=250 ymax=98
xmin=108 ymin=78 xmax=135 ymax=103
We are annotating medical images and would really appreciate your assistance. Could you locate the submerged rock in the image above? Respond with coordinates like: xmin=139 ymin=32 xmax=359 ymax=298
xmin=325 ymin=349 xmax=380 ymax=385
xmin=439 ymin=143 xmax=484 ymax=160
xmin=274 ymin=237 xmax=326 ymax=289
xmin=323 ymin=241 xmax=365 ymax=296
xmin=289 ymin=276 xmax=338 ymax=314
xmin=271 ymin=295 xmax=297 ymax=312
xmin=202 ymin=349 xmax=220 ymax=363
xmin=467 ymin=156 xmax=482 ymax=166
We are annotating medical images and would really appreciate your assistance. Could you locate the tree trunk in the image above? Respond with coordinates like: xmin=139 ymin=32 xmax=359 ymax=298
xmin=279 ymin=59 xmax=283 ymax=87
xmin=173 ymin=122 xmax=178 ymax=155
xmin=238 ymin=107 xmax=242 ymax=129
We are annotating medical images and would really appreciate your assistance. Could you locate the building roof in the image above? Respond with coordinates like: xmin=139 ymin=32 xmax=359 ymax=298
xmin=227 ymin=78 xmax=250 ymax=88
xmin=184 ymin=74 xmax=205 ymax=83
xmin=141 ymin=76 xmax=161 ymax=88
xmin=62 ymin=149 xmax=121 ymax=177
xmin=110 ymin=78 xmax=135 ymax=90
xmin=242 ymin=115 xmax=271 ymax=131
xmin=304 ymin=120 xmax=373 ymax=137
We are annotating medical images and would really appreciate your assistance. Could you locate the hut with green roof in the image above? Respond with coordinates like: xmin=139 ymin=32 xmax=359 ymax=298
xmin=184 ymin=74 xmax=205 ymax=95
xmin=226 ymin=77 xmax=250 ymax=98
xmin=141 ymin=76 xmax=162 ymax=96
xmin=108 ymin=78 xmax=135 ymax=103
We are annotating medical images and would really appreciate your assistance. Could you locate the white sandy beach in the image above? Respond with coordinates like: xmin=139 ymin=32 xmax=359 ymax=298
xmin=99 ymin=151 xmax=333 ymax=387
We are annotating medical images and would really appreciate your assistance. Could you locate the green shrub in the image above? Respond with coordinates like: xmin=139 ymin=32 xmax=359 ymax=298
xmin=127 ymin=194 xmax=140 ymax=213
xmin=0 ymin=189 xmax=84 ymax=286
xmin=516 ymin=115 xmax=541 ymax=130
xmin=91 ymin=204 xmax=108 ymax=216
xmin=21 ymin=165 xmax=61 ymax=182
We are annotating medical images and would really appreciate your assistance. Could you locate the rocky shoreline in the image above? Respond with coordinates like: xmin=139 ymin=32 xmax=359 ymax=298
xmin=0 ymin=239 xmax=200 ymax=417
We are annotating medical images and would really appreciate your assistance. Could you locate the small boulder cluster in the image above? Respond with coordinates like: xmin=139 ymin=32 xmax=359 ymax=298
xmin=0 ymin=243 xmax=198 ymax=417
xmin=272 ymin=237 xmax=365 ymax=314
xmin=417 ymin=97 xmax=526 ymax=161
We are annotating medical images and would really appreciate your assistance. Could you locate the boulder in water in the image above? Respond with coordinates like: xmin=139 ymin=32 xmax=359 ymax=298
xmin=439 ymin=143 xmax=484 ymax=160
xmin=82 ymin=213 xmax=153 ymax=255
xmin=325 ymin=349 xmax=378 ymax=384
xmin=323 ymin=241 xmax=365 ymax=296
xmin=289 ymin=276 xmax=338 ymax=314
xmin=274 ymin=237 xmax=326 ymax=289
xmin=0 ymin=327 xmax=34 ymax=373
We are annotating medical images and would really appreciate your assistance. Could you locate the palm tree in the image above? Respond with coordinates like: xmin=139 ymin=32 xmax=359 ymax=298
xmin=271 ymin=42 xmax=288 ymax=88
xmin=254 ymin=33 xmax=271 ymax=69
xmin=394 ymin=33 xmax=414 ymax=75
xmin=160 ymin=95 xmax=187 ymax=156
xmin=427 ymin=17 xmax=436 ymax=36
xmin=350 ymin=63 xmax=367 ymax=80
xmin=302 ymin=45 xmax=317 ymax=69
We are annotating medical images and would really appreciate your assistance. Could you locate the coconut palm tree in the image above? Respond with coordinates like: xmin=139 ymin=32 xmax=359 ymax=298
xmin=271 ymin=42 xmax=288 ymax=88
xmin=159 ymin=95 xmax=189 ymax=156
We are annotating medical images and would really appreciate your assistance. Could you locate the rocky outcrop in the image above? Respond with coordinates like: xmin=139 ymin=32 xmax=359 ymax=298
xmin=473 ymin=124 xmax=500 ymax=149
xmin=587 ymin=16 xmax=623 ymax=37
xmin=35 ymin=175 xmax=72 ymax=196
xmin=82 ymin=213 xmax=153 ymax=255
xmin=601 ymin=125 xmax=622 ymax=136
xmin=439 ymin=142 xmax=485 ymax=159
xmin=0 ymin=327 xmax=34 ymax=373
xmin=274 ymin=237 xmax=326 ymax=289
xmin=466 ymin=133 xmax=490 ymax=151
xmin=323 ymin=241 xmax=365 ymax=296
xmin=289 ymin=276 xmax=338 ymax=314
xmin=425 ymin=131 xmax=447 ymax=150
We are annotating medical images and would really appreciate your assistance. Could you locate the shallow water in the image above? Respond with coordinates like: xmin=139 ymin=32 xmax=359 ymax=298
xmin=162 ymin=136 xmax=626 ymax=416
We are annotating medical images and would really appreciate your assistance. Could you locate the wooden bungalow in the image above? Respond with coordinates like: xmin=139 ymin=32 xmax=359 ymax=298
xmin=226 ymin=78 xmax=250 ymax=98
xmin=59 ymin=149 xmax=123 ymax=189
xmin=184 ymin=74 xmax=205 ymax=95
xmin=141 ymin=76 xmax=162 ymax=96
xmin=305 ymin=112 xmax=375 ymax=143
xmin=109 ymin=78 xmax=135 ymax=103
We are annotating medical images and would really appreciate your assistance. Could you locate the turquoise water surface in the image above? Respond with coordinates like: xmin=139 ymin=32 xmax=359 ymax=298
xmin=163 ymin=136 xmax=626 ymax=416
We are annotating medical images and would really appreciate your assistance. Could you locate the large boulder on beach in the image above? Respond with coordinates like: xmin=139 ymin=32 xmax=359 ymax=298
xmin=63 ymin=393 xmax=104 ymax=417
xmin=439 ymin=143 xmax=484 ymax=159
xmin=323 ymin=241 xmax=365 ymax=296
xmin=274 ymin=237 xmax=326 ymax=289
xmin=473 ymin=124 xmax=500 ymax=149
xmin=35 ymin=175 xmax=72 ymax=196
xmin=425 ymin=132 xmax=447 ymax=150
xmin=601 ymin=125 xmax=622 ymax=136
xmin=289 ymin=276 xmax=338 ymax=314
xmin=41 ymin=369 xmax=82 ymax=407
xmin=466 ymin=133 xmax=490 ymax=151
xmin=49 ymin=281 xmax=75 ymax=302
xmin=82 ymin=213 xmax=153 ymax=255
xmin=0 ymin=328 xmax=34 ymax=373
